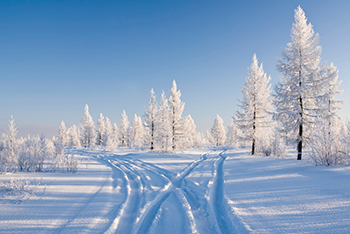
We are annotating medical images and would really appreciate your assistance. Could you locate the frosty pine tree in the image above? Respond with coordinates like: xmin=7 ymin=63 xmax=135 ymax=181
xmin=275 ymin=6 xmax=334 ymax=160
xmin=235 ymin=54 xmax=272 ymax=155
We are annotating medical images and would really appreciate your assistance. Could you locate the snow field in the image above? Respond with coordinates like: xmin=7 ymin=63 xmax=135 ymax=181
xmin=0 ymin=153 xmax=125 ymax=233
xmin=1 ymin=148 xmax=350 ymax=233
xmin=223 ymin=149 xmax=350 ymax=233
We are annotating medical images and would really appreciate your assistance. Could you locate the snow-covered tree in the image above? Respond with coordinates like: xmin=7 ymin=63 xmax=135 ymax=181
xmin=156 ymin=91 xmax=171 ymax=151
xmin=131 ymin=114 xmax=144 ymax=148
xmin=211 ymin=115 xmax=226 ymax=146
xmin=80 ymin=104 xmax=95 ymax=148
xmin=168 ymin=80 xmax=185 ymax=150
xmin=103 ymin=117 xmax=114 ymax=150
xmin=67 ymin=124 xmax=81 ymax=148
xmin=182 ymin=115 xmax=197 ymax=149
xmin=51 ymin=136 xmax=78 ymax=173
xmin=274 ymin=6 xmax=330 ymax=160
xmin=18 ymin=135 xmax=47 ymax=172
xmin=119 ymin=110 xmax=129 ymax=147
xmin=322 ymin=63 xmax=344 ymax=134
xmin=112 ymin=123 xmax=119 ymax=147
xmin=1 ymin=116 xmax=19 ymax=170
xmin=96 ymin=113 xmax=105 ymax=146
xmin=226 ymin=118 xmax=239 ymax=148
xmin=235 ymin=54 xmax=272 ymax=155
xmin=144 ymin=88 xmax=157 ymax=150
xmin=205 ymin=130 xmax=214 ymax=145
xmin=59 ymin=121 xmax=68 ymax=147
xmin=193 ymin=132 xmax=206 ymax=149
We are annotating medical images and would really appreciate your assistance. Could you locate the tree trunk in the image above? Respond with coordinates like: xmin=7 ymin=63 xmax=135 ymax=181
xmin=298 ymin=97 xmax=303 ymax=160
xmin=151 ymin=121 xmax=154 ymax=150
xmin=252 ymin=108 xmax=256 ymax=155
xmin=297 ymin=124 xmax=302 ymax=160
xmin=172 ymin=123 xmax=175 ymax=150
xmin=297 ymin=65 xmax=303 ymax=160
xmin=252 ymin=138 xmax=255 ymax=155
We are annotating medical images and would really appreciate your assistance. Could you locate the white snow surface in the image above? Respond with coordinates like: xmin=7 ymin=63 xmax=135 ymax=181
xmin=1 ymin=147 xmax=350 ymax=233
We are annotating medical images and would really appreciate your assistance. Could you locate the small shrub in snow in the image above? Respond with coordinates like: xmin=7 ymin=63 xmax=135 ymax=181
xmin=0 ymin=178 xmax=44 ymax=203
xmin=50 ymin=140 xmax=78 ymax=173
xmin=309 ymin=121 xmax=346 ymax=166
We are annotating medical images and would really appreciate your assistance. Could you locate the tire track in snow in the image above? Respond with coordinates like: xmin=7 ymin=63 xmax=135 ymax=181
xmin=128 ymin=155 xmax=221 ymax=234
xmin=140 ymin=156 xmax=220 ymax=234
xmin=104 ymin=159 xmax=142 ymax=234
xmin=210 ymin=151 xmax=236 ymax=234
xmin=117 ymin=157 xmax=194 ymax=234
xmin=135 ymin=154 xmax=208 ymax=234
xmin=210 ymin=151 xmax=252 ymax=234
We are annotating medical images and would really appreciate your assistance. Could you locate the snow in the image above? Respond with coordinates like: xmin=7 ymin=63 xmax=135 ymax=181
xmin=1 ymin=148 xmax=350 ymax=233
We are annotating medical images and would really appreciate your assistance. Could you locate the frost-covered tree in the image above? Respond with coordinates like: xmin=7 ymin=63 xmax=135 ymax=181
xmin=144 ymin=89 xmax=157 ymax=150
xmin=211 ymin=115 xmax=226 ymax=146
xmin=96 ymin=113 xmax=105 ymax=146
xmin=168 ymin=80 xmax=185 ymax=150
xmin=235 ymin=54 xmax=272 ymax=155
xmin=321 ymin=63 xmax=344 ymax=134
xmin=68 ymin=124 xmax=81 ymax=148
xmin=103 ymin=117 xmax=114 ymax=150
xmin=275 ymin=6 xmax=330 ymax=160
xmin=226 ymin=118 xmax=239 ymax=148
xmin=1 ymin=116 xmax=19 ymax=170
xmin=205 ymin=130 xmax=214 ymax=145
xmin=51 ymin=136 xmax=78 ymax=173
xmin=309 ymin=63 xmax=344 ymax=165
xmin=112 ymin=123 xmax=119 ymax=147
xmin=156 ymin=91 xmax=171 ymax=151
xmin=119 ymin=110 xmax=129 ymax=147
xmin=80 ymin=104 xmax=95 ymax=148
xmin=131 ymin=114 xmax=144 ymax=148
xmin=182 ymin=115 xmax=197 ymax=149
xmin=59 ymin=121 xmax=68 ymax=147
xmin=18 ymin=135 xmax=47 ymax=172
xmin=193 ymin=132 xmax=206 ymax=149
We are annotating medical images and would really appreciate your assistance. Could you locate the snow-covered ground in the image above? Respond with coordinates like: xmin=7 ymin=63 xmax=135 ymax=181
xmin=1 ymin=148 xmax=350 ymax=233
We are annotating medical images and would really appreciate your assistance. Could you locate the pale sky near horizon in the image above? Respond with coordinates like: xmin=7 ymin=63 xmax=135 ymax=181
xmin=1 ymin=0 xmax=350 ymax=137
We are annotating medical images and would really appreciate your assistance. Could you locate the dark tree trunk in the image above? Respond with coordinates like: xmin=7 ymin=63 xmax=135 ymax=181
xmin=172 ymin=123 xmax=175 ymax=150
xmin=172 ymin=107 xmax=175 ymax=150
xmin=252 ymin=108 xmax=256 ymax=155
xmin=297 ymin=123 xmax=302 ymax=160
xmin=298 ymin=88 xmax=303 ymax=160
xmin=151 ymin=121 xmax=154 ymax=150
xmin=252 ymin=138 xmax=255 ymax=155
xmin=297 ymin=65 xmax=303 ymax=160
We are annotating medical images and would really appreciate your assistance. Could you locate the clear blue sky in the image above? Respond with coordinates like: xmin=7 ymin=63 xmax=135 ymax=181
xmin=1 ymin=0 xmax=350 ymax=137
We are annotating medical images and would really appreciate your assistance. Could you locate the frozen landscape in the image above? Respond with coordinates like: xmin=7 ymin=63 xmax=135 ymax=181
xmin=1 ymin=2 xmax=350 ymax=234
xmin=1 ymin=148 xmax=350 ymax=234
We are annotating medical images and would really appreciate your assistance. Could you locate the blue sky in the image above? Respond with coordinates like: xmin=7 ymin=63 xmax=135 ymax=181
xmin=1 ymin=0 xmax=350 ymax=137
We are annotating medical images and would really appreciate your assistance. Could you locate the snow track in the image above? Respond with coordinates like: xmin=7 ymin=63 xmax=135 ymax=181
xmin=99 ymin=151 xmax=241 ymax=234
xmin=210 ymin=152 xmax=236 ymax=234
xmin=105 ymin=159 xmax=142 ymax=234
xmin=134 ymin=154 xmax=207 ymax=234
